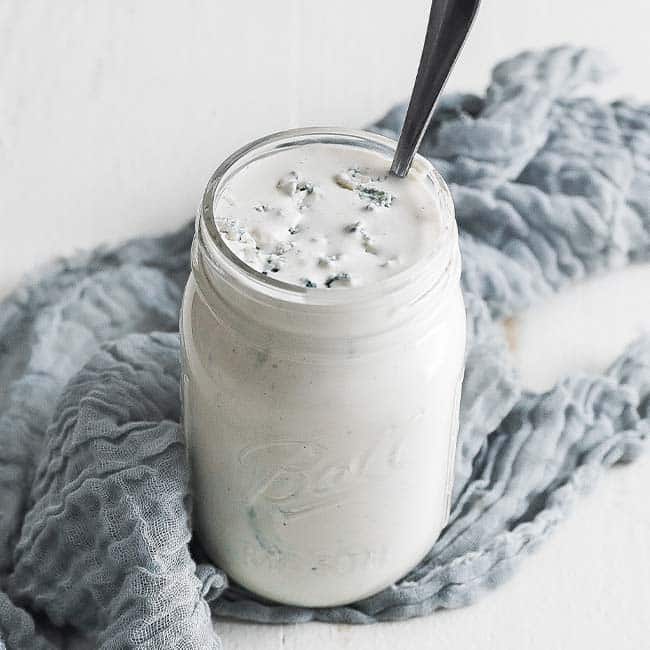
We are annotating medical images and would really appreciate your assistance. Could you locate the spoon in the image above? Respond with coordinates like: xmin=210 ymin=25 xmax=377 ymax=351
xmin=391 ymin=0 xmax=481 ymax=177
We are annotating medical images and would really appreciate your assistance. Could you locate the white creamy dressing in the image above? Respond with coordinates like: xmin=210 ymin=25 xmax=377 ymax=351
xmin=182 ymin=133 xmax=466 ymax=607
xmin=214 ymin=143 xmax=441 ymax=288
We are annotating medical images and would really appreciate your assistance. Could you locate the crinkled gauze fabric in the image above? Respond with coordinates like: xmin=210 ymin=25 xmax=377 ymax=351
xmin=0 ymin=47 xmax=649 ymax=649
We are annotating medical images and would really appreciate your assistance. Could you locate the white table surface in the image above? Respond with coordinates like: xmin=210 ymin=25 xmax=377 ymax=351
xmin=2 ymin=2 xmax=649 ymax=648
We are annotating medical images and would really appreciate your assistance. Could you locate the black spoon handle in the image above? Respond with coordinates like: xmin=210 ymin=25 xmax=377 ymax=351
xmin=391 ymin=0 xmax=481 ymax=177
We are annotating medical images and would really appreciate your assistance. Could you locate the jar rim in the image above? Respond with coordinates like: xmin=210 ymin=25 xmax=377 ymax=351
xmin=196 ymin=127 xmax=457 ymax=309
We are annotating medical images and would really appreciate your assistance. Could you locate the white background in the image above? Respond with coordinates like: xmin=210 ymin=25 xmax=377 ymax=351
xmin=2 ymin=2 xmax=650 ymax=649
xmin=1 ymin=0 xmax=649 ymax=295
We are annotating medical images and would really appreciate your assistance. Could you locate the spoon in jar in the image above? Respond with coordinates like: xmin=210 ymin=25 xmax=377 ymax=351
xmin=390 ymin=0 xmax=481 ymax=177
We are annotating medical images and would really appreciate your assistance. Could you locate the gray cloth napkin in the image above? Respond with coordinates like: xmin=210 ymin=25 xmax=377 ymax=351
xmin=1 ymin=46 xmax=648 ymax=649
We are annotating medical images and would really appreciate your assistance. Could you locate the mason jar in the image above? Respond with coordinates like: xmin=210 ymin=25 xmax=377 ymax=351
xmin=180 ymin=128 xmax=465 ymax=607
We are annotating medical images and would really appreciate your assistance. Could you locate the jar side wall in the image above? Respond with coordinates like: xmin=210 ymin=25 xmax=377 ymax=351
xmin=192 ymin=234 xmax=463 ymax=358
xmin=180 ymin=272 xmax=466 ymax=606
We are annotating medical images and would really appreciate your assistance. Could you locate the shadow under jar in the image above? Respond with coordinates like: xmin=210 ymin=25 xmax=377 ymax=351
xmin=180 ymin=128 xmax=465 ymax=607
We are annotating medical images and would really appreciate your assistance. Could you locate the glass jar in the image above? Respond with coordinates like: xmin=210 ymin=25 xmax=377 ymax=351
xmin=180 ymin=128 xmax=465 ymax=607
